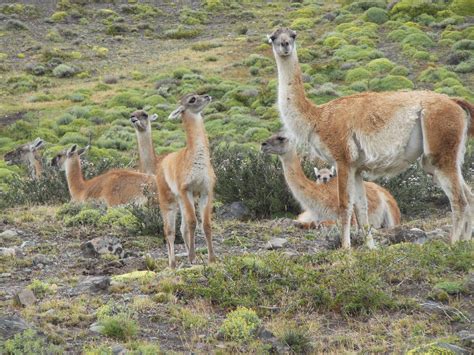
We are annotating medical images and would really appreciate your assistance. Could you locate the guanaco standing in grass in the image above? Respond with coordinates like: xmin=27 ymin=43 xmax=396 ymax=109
xmin=4 ymin=138 xmax=44 ymax=179
xmin=51 ymin=145 xmax=156 ymax=206
xmin=262 ymin=134 xmax=401 ymax=231
xmin=269 ymin=27 xmax=473 ymax=247
xmin=157 ymin=94 xmax=216 ymax=268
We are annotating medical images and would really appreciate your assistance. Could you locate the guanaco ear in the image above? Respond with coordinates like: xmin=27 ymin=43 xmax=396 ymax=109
xmin=330 ymin=166 xmax=336 ymax=175
xmin=30 ymin=138 xmax=44 ymax=151
xmin=77 ymin=145 xmax=90 ymax=156
xmin=168 ymin=106 xmax=184 ymax=120
xmin=314 ymin=167 xmax=319 ymax=177
xmin=267 ymin=34 xmax=273 ymax=44
xmin=150 ymin=113 xmax=158 ymax=121
xmin=67 ymin=144 xmax=77 ymax=157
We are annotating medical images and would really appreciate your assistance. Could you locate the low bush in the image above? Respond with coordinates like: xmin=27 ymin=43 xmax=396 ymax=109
xmin=52 ymin=64 xmax=76 ymax=78
xmin=1 ymin=329 xmax=63 ymax=354
xmin=98 ymin=313 xmax=138 ymax=341
xmin=212 ymin=143 xmax=301 ymax=218
xmin=163 ymin=26 xmax=202 ymax=39
xmin=220 ymin=307 xmax=261 ymax=342
xmin=364 ymin=7 xmax=388 ymax=24
xmin=369 ymin=75 xmax=414 ymax=91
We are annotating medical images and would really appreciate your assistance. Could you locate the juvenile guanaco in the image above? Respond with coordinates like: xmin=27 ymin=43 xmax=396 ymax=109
xmin=156 ymin=94 xmax=216 ymax=268
xmin=314 ymin=166 xmax=335 ymax=184
xmin=51 ymin=145 xmax=156 ymax=206
xmin=4 ymin=138 xmax=44 ymax=179
xmin=269 ymin=27 xmax=473 ymax=246
xmin=262 ymin=134 xmax=401 ymax=230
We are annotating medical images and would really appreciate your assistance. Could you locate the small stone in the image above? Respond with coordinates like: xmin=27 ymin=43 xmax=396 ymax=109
xmin=0 ymin=230 xmax=18 ymax=238
xmin=89 ymin=322 xmax=104 ymax=334
xmin=265 ymin=237 xmax=288 ymax=250
xmin=385 ymin=227 xmax=428 ymax=245
xmin=216 ymin=201 xmax=251 ymax=221
xmin=458 ymin=330 xmax=474 ymax=348
xmin=0 ymin=316 xmax=31 ymax=339
xmin=111 ymin=344 xmax=127 ymax=355
xmin=0 ymin=248 xmax=16 ymax=257
xmin=33 ymin=254 xmax=52 ymax=266
xmin=81 ymin=236 xmax=124 ymax=258
xmin=420 ymin=301 xmax=468 ymax=320
xmin=14 ymin=288 xmax=36 ymax=307
xmin=75 ymin=276 xmax=111 ymax=294
xmin=257 ymin=327 xmax=276 ymax=340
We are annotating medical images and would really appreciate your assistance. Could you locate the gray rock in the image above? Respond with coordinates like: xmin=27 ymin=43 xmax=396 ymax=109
xmin=74 ymin=276 xmax=110 ymax=294
xmin=0 ymin=230 xmax=18 ymax=238
xmin=216 ymin=201 xmax=251 ymax=221
xmin=458 ymin=330 xmax=474 ymax=348
xmin=322 ymin=12 xmax=336 ymax=21
xmin=111 ymin=344 xmax=127 ymax=355
xmin=265 ymin=237 xmax=288 ymax=250
xmin=0 ymin=248 xmax=16 ymax=257
xmin=385 ymin=227 xmax=428 ymax=245
xmin=425 ymin=228 xmax=448 ymax=240
xmin=89 ymin=322 xmax=104 ymax=334
xmin=0 ymin=316 xmax=31 ymax=339
xmin=463 ymin=273 xmax=474 ymax=294
xmin=81 ymin=236 xmax=124 ymax=258
xmin=420 ymin=301 xmax=469 ymax=320
xmin=14 ymin=288 xmax=36 ymax=307
xmin=340 ymin=62 xmax=357 ymax=70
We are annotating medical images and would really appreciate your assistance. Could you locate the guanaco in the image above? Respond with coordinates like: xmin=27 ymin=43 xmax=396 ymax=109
xmin=156 ymin=94 xmax=216 ymax=268
xmin=4 ymin=138 xmax=44 ymax=179
xmin=269 ymin=27 xmax=473 ymax=247
xmin=130 ymin=110 xmax=168 ymax=175
xmin=51 ymin=145 xmax=156 ymax=206
xmin=262 ymin=134 xmax=401 ymax=231
xmin=314 ymin=166 xmax=335 ymax=184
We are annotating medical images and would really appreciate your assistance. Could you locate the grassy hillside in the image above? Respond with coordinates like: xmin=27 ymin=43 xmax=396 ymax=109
xmin=0 ymin=0 xmax=473 ymax=353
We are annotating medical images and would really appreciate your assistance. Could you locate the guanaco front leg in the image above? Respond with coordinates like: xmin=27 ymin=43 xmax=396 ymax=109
xmin=162 ymin=203 xmax=178 ymax=268
xmin=179 ymin=189 xmax=197 ymax=263
xmin=353 ymin=174 xmax=375 ymax=249
xmin=336 ymin=163 xmax=356 ymax=249
xmin=198 ymin=192 xmax=216 ymax=263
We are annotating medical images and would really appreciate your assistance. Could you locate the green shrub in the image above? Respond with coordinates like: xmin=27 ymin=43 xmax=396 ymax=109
xmin=212 ymin=143 xmax=301 ymax=218
xmin=163 ymin=26 xmax=202 ymax=39
xmin=1 ymin=329 xmax=63 ymax=354
xmin=220 ymin=307 xmax=261 ymax=342
xmin=291 ymin=18 xmax=314 ymax=30
xmin=345 ymin=67 xmax=372 ymax=83
xmin=64 ymin=208 xmax=102 ymax=226
xmin=391 ymin=0 xmax=446 ymax=18
xmin=346 ymin=0 xmax=386 ymax=12
xmin=369 ymin=75 xmax=414 ymax=91
xmin=334 ymin=45 xmax=382 ymax=61
xmin=280 ymin=327 xmax=313 ymax=354
xmin=51 ymin=11 xmax=68 ymax=22
xmin=6 ymin=19 xmax=29 ymax=31
xmin=390 ymin=65 xmax=410 ymax=76
xmin=418 ymin=67 xmax=459 ymax=83
xmin=28 ymin=279 xmax=55 ymax=298
xmin=99 ymin=313 xmax=138 ymax=341
xmin=52 ymin=64 xmax=76 ymax=78
xmin=401 ymin=33 xmax=434 ymax=48
xmin=450 ymin=0 xmax=474 ymax=16
xmin=434 ymin=281 xmax=464 ymax=295
xmin=106 ymin=23 xmax=128 ymax=35
xmin=366 ymin=58 xmax=395 ymax=73
xmin=350 ymin=80 xmax=369 ymax=92
xmin=323 ymin=36 xmax=348 ymax=49
xmin=454 ymin=58 xmax=474 ymax=73
xmin=365 ymin=7 xmax=388 ymax=24
xmin=452 ymin=39 xmax=474 ymax=51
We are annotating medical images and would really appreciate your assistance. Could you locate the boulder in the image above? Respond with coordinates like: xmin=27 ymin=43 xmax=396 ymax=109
xmin=0 ymin=316 xmax=31 ymax=339
xmin=81 ymin=236 xmax=124 ymax=258
xmin=14 ymin=288 xmax=36 ymax=307
xmin=265 ymin=237 xmax=288 ymax=250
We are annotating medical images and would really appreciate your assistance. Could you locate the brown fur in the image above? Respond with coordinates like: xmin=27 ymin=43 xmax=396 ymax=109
xmin=451 ymin=98 xmax=474 ymax=137
xmin=58 ymin=146 xmax=156 ymax=206
xmin=157 ymin=94 xmax=216 ymax=268
xmin=270 ymin=27 xmax=472 ymax=246
xmin=4 ymin=138 xmax=44 ymax=179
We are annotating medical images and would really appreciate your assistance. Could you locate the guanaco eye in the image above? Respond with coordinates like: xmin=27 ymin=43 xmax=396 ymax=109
xmin=317 ymin=175 xmax=321 ymax=178
xmin=329 ymin=174 xmax=333 ymax=178
xmin=189 ymin=97 xmax=196 ymax=103
xmin=277 ymin=136 xmax=285 ymax=142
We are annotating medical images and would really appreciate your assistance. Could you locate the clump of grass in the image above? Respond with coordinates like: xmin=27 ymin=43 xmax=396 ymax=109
xmin=163 ymin=26 xmax=202 ymax=39
xmin=369 ymin=75 xmax=414 ymax=91
xmin=52 ymin=64 xmax=76 ymax=78
xmin=364 ymin=7 xmax=388 ymax=24
xmin=28 ymin=279 xmax=56 ymax=298
xmin=280 ymin=327 xmax=313 ymax=354
xmin=220 ymin=307 xmax=261 ymax=342
xmin=99 ymin=313 xmax=138 ymax=341
xmin=1 ymin=329 xmax=63 ymax=354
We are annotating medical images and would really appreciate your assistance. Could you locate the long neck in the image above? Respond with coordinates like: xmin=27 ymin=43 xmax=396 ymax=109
xmin=274 ymin=48 xmax=320 ymax=135
xmin=26 ymin=154 xmax=40 ymax=179
xmin=182 ymin=112 xmax=209 ymax=158
xmin=135 ymin=123 xmax=157 ymax=175
xmin=65 ymin=156 xmax=86 ymax=200
xmin=278 ymin=150 xmax=330 ymax=212
xmin=33 ymin=158 xmax=42 ymax=179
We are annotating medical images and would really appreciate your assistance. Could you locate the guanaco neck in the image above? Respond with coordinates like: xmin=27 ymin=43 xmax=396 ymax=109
xmin=274 ymin=48 xmax=321 ymax=135
xmin=33 ymin=158 xmax=42 ymax=179
xmin=65 ymin=156 xmax=86 ymax=200
xmin=26 ymin=154 xmax=41 ymax=179
xmin=182 ymin=112 xmax=209 ymax=161
xmin=135 ymin=122 xmax=157 ymax=175
xmin=278 ymin=149 xmax=334 ymax=212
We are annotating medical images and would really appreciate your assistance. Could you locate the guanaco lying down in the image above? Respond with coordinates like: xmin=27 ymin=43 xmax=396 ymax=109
xmin=4 ymin=137 xmax=45 ymax=179
xmin=157 ymin=94 xmax=216 ymax=268
xmin=51 ymin=145 xmax=156 ymax=206
xmin=261 ymin=134 xmax=401 ymax=230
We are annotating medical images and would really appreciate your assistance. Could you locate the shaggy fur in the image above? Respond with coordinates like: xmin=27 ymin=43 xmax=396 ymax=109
xmin=4 ymin=138 xmax=44 ymax=179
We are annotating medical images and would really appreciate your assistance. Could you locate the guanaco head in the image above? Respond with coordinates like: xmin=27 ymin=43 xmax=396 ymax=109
xmin=168 ymin=93 xmax=212 ymax=120
xmin=261 ymin=134 xmax=291 ymax=155
xmin=4 ymin=137 xmax=44 ymax=166
xmin=314 ymin=166 xmax=336 ymax=184
xmin=51 ymin=145 xmax=89 ymax=170
xmin=130 ymin=110 xmax=158 ymax=132
xmin=267 ymin=28 xmax=297 ymax=57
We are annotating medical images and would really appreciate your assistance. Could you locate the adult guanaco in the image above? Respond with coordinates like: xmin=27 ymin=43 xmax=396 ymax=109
xmin=51 ymin=145 xmax=156 ymax=206
xmin=4 ymin=138 xmax=44 ymax=179
xmin=262 ymin=134 xmax=401 ymax=231
xmin=156 ymin=94 xmax=216 ymax=268
xmin=269 ymin=27 xmax=473 ymax=247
